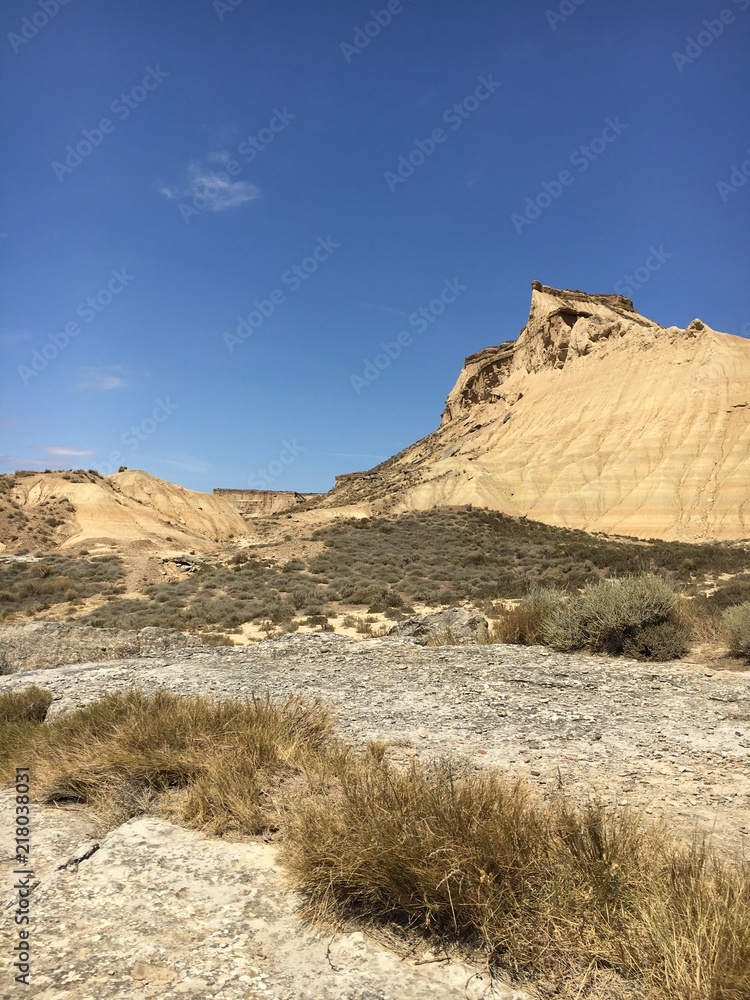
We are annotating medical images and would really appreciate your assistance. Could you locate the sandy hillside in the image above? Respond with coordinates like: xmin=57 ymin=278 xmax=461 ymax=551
xmin=3 ymin=469 xmax=249 ymax=551
xmin=326 ymin=283 xmax=750 ymax=541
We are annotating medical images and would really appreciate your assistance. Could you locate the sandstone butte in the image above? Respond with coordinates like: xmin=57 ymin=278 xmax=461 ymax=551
xmin=328 ymin=282 xmax=750 ymax=542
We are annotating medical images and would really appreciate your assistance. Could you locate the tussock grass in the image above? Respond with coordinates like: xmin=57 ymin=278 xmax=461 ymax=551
xmin=0 ymin=685 xmax=53 ymax=725
xmin=493 ymin=586 xmax=566 ymax=645
xmin=0 ymin=688 xmax=332 ymax=834
xmin=0 ymin=686 xmax=54 ymax=763
xmin=283 ymin=756 xmax=750 ymax=999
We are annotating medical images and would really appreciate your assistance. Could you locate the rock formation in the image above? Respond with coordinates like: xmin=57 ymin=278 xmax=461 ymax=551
xmin=329 ymin=283 xmax=750 ymax=541
xmin=1 ymin=469 xmax=249 ymax=551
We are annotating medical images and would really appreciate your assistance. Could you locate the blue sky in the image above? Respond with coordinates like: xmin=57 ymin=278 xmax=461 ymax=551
xmin=1 ymin=0 xmax=749 ymax=494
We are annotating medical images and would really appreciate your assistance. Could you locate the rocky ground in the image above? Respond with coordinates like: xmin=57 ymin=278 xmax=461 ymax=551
xmin=1 ymin=634 xmax=749 ymax=998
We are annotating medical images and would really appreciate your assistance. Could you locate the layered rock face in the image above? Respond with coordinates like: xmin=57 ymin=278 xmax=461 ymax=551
xmin=3 ymin=470 xmax=249 ymax=551
xmin=331 ymin=283 xmax=750 ymax=541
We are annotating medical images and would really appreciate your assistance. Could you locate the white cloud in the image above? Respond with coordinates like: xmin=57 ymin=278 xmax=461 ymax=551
xmin=38 ymin=446 xmax=95 ymax=457
xmin=76 ymin=366 xmax=128 ymax=392
xmin=161 ymin=153 xmax=260 ymax=212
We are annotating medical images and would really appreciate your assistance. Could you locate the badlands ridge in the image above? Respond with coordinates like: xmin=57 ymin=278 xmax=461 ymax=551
xmin=330 ymin=282 xmax=750 ymax=541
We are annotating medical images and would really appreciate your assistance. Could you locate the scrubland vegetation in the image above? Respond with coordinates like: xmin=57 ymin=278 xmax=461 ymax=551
xmin=1 ymin=508 xmax=748 ymax=661
xmin=1 ymin=685 xmax=747 ymax=1000
xmin=83 ymin=509 xmax=749 ymax=660
xmin=0 ymin=553 xmax=125 ymax=622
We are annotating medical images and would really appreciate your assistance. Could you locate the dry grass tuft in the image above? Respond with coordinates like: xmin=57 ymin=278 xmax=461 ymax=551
xmin=493 ymin=586 xmax=566 ymax=645
xmin=0 ymin=688 xmax=332 ymax=834
xmin=282 ymin=756 xmax=750 ymax=999
xmin=2 ymin=686 xmax=748 ymax=998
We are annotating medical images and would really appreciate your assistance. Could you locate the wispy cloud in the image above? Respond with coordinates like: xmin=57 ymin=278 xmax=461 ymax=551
xmin=161 ymin=152 xmax=260 ymax=212
xmin=149 ymin=455 xmax=212 ymax=474
xmin=76 ymin=365 xmax=129 ymax=392
xmin=36 ymin=446 xmax=95 ymax=457
xmin=0 ymin=330 xmax=33 ymax=350
xmin=0 ymin=455 xmax=46 ymax=470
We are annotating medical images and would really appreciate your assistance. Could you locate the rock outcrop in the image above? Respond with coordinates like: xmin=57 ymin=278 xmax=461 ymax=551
xmin=328 ymin=283 xmax=750 ymax=541
xmin=387 ymin=607 xmax=490 ymax=645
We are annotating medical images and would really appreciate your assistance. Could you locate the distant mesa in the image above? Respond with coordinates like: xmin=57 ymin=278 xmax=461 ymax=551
xmin=213 ymin=488 xmax=324 ymax=518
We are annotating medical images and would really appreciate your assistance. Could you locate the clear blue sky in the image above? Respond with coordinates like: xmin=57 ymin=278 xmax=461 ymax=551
xmin=2 ymin=0 xmax=749 ymax=493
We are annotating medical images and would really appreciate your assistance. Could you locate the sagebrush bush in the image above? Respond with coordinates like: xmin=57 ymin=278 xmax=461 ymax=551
xmin=622 ymin=621 xmax=691 ymax=662
xmin=540 ymin=600 xmax=587 ymax=651
xmin=576 ymin=575 xmax=678 ymax=654
xmin=540 ymin=575 xmax=682 ymax=657
xmin=0 ymin=554 xmax=125 ymax=621
xmin=723 ymin=602 xmax=750 ymax=660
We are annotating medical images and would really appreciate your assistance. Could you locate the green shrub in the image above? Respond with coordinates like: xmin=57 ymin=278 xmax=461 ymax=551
xmin=540 ymin=599 xmax=587 ymax=651
xmin=622 ymin=621 xmax=691 ymax=662
xmin=542 ymin=576 xmax=679 ymax=655
xmin=577 ymin=575 xmax=678 ymax=654
xmin=723 ymin=603 xmax=750 ymax=660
